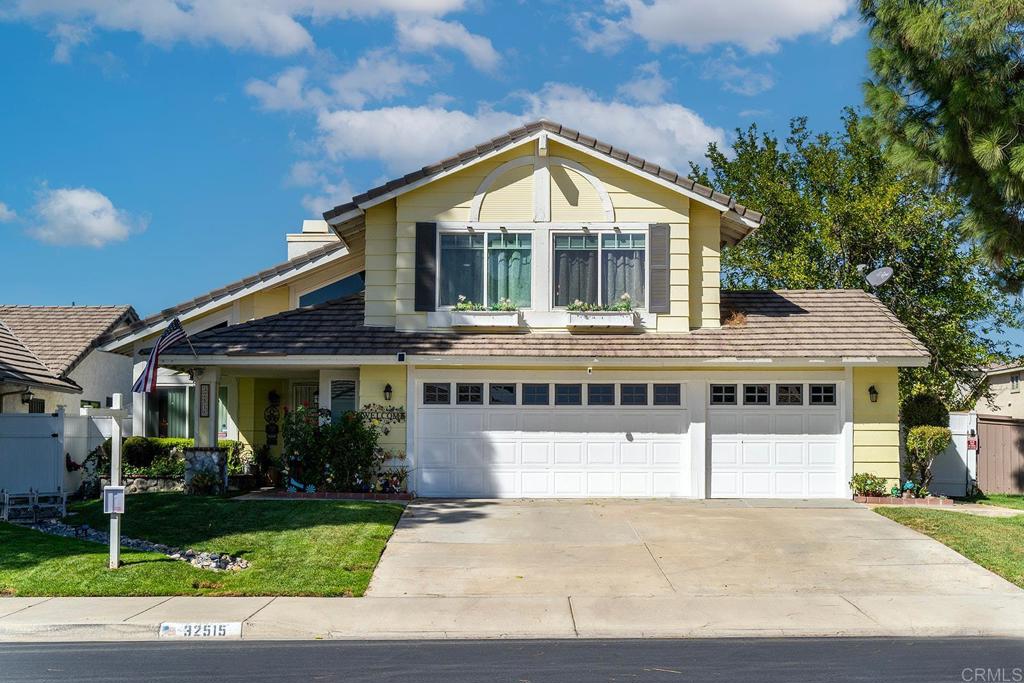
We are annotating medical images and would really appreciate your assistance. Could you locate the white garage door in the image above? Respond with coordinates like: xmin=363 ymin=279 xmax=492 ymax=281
xmin=416 ymin=379 xmax=690 ymax=497
xmin=709 ymin=382 xmax=844 ymax=498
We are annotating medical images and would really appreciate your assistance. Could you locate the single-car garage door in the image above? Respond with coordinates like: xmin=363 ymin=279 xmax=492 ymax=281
xmin=415 ymin=378 xmax=690 ymax=497
xmin=709 ymin=381 xmax=845 ymax=498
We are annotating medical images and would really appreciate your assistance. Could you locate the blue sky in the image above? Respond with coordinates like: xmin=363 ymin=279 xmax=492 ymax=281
xmin=0 ymin=0 xmax=1014 ymax=347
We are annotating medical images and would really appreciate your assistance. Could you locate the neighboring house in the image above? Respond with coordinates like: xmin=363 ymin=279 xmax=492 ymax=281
xmin=0 ymin=306 xmax=138 ymax=414
xmin=101 ymin=120 xmax=929 ymax=499
xmin=974 ymin=363 xmax=1024 ymax=418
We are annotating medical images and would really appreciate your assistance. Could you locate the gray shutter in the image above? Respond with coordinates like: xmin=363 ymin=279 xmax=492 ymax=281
xmin=648 ymin=223 xmax=670 ymax=313
xmin=415 ymin=222 xmax=437 ymax=312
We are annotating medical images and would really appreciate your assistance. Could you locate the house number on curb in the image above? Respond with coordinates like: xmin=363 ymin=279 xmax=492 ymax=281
xmin=160 ymin=622 xmax=241 ymax=638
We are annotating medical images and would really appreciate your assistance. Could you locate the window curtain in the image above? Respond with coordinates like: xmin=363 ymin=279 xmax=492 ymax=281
xmin=602 ymin=248 xmax=645 ymax=306
xmin=439 ymin=234 xmax=484 ymax=305
xmin=554 ymin=236 xmax=598 ymax=306
xmin=487 ymin=234 xmax=531 ymax=307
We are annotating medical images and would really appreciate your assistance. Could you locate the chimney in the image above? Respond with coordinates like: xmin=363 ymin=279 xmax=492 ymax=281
xmin=286 ymin=220 xmax=340 ymax=259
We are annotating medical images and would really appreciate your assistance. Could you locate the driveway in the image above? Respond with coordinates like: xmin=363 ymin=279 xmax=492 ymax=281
xmin=369 ymin=498 xmax=1022 ymax=599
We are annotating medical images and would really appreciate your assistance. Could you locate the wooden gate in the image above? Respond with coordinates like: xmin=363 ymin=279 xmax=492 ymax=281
xmin=977 ymin=415 xmax=1024 ymax=494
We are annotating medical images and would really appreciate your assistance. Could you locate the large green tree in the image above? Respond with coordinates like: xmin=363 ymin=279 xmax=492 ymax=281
xmin=690 ymin=112 xmax=1021 ymax=408
xmin=860 ymin=0 xmax=1024 ymax=274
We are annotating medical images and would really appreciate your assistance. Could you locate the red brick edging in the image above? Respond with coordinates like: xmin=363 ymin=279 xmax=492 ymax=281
xmin=249 ymin=490 xmax=413 ymax=501
xmin=854 ymin=495 xmax=954 ymax=506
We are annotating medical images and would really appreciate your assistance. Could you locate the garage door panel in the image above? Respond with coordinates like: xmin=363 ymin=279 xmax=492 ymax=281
xmin=587 ymin=471 xmax=616 ymax=496
xmin=521 ymin=442 xmax=550 ymax=464
xmin=709 ymin=413 xmax=739 ymax=434
xmin=521 ymin=412 xmax=553 ymax=432
xmin=586 ymin=442 xmax=616 ymax=465
xmin=620 ymin=442 xmax=648 ymax=465
xmin=774 ymin=471 xmax=806 ymax=496
xmin=807 ymin=414 xmax=840 ymax=434
xmin=652 ymin=442 xmax=681 ymax=465
xmin=421 ymin=412 xmax=452 ymax=436
xmin=646 ymin=413 xmax=686 ymax=434
xmin=420 ymin=469 xmax=454 ymax=495
xmin=456 ymin=411 xmax=485 ymax=433
xmin=775 ymin=442 xmax=806 ymax=465
xmin=711 ymin=440 xmax=739 ymax=465
xmin=455 ymin=468 xmax=486 ymax=494
xmin=774 ymin=414 xmax=804 ymax=435
xmin=741 ymin=472 xmax=771 ymax=496
xmin=455 ymin=440 xmax=486 ymax=466
xmin=741 ymin=441 xmax=771 ymax=465
xmin=553 ymin=471 xmax=583 ymax=495
xmin=521 ymin=471 xmax=551 ymax=496
xmin=487 ymin=441 xmax=517 ymax=465
xmin=420 ymin=440 xmax=454 ymax=466
xmin=807 ymin=442 xmax=837 ymax=466
xmin=487 ymin=412 xmax=518 ymax=431
xmin=711 ymin=471 xmax=739 ymax=496
xmin=742 ymin=414 xmax=772 ymax=434
xmin=619 ymin=472 xmax=650 ymax=495
xmin=808 ymin=472 xmax=838 ymax=496
xmin=653 ymin=472 xmax=682 ymax=496
xmin=554 ymin=442 xmax=583 ymax=464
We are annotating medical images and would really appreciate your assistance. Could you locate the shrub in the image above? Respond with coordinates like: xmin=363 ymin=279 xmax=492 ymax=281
xmin=900 ymin=393 xmax=949 ymax=430
xmin=850 ymin=472 xmax=889 ymax=497
xmin=904 ymin=425 xmax=953 ymax=493
xmin=281 ymin=405 xmax=389 ymax=492
xmin=84 ymin=437 xmax=245 ymax=479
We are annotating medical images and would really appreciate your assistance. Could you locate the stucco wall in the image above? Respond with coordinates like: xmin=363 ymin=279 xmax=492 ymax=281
xmin=977 ymin=370 xmax=1024 ymax=419
xmin=0 ymin=349 xmax=131 ymax=415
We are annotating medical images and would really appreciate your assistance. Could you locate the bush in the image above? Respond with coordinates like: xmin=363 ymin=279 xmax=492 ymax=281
xmin=850 ymin=472 xmax=889 ymax=497
xmin=904 ymin=425 xmax=953 ymax=494
xmin=901 ymin=393 xmax=949 ymax=430
xmin=281 ymin=405 xmax=389 ymax=493
xmin=84 ymin=437 xmax=245 ymax=479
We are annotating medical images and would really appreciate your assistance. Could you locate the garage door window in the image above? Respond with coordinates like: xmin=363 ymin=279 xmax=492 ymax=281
xmin=457 ymin=383 xmax=484 ymax=405
xmin=710 ymin=384 xmax=737 ymax=405
xmin=620 ymin=383 xmax=648 ymax=405
xmin=489 ymin=384 xmax=516 ymax=405
xmin=776 ymin=384 xmax=803 ymax=405
xmin=522 ymin=383 xmax=550 ymax=405
xmin=587 ymin=384 xmax=614 ymax=405
xmin=809 ymin=384 xmax=836 ymax=405
xmin=555 ymin=384 xmax=583 ymax=405
xmin=653 ymin=384 xmax=681 ymax=405
xmin=424 ymin=383 xmax=450 ymax=405
xmin=743 ymin=384 xmax=770 ymax=405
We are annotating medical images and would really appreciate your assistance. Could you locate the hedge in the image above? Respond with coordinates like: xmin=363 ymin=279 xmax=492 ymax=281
xmin=90 ymin=437 xmax=248 ymax=478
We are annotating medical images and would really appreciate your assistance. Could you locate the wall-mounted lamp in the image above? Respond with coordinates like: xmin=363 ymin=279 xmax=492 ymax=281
xmin=868 ymin=385 xmax=879 ymax=403
xmin=20 ymin=390 xmax=34 ymax=405
xmin=383 ymin=383 xmax=393 ymax=402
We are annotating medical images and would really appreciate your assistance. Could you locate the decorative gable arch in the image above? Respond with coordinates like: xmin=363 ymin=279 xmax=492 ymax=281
xmin=469 ymin=155 xmax=614 ymax=222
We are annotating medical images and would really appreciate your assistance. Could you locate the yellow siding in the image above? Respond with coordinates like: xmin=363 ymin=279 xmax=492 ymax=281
xmin=549 ymin=164 xmax=607 ymax=222
xmin=236 ymin=377 xmax=255 ymax=446
xmin=689 ymin=204 xmax=721 ymax=330
xmin=359 ymin=366 xmax=408 ymax=461
xmin=252 ymin=286 xmax=289 ymax=319
xmin=853 ymin=366 xmax=902 ymax=486
xmin=364 ymin=201 xmax=398 ymax=327
xmin=478 ymin=164 xmax=534 ymax=221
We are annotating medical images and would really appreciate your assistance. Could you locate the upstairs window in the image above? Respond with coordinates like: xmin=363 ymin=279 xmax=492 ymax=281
xmin=553 ymin=233 xmax=646 ymax=308
xmin=438 ymin=232 xmax=532 ymax=308
xmin=299 ymin=272 xmax=366 ymax=307
xmin=1012 ymin=374 xmax=1020 ymax=392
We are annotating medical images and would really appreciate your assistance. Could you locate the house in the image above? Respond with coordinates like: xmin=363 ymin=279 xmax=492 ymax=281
xmin=0 ymin=306 xmax=138 ymax=414
xmin=975 ymin=362 xmax=1024 ymax=418
xmin=101 ymin=120 xmax=928 ymax=498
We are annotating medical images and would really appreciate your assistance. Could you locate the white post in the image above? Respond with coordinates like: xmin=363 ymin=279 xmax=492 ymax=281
xmin=109 ymin=393 xmax=123 ymax=569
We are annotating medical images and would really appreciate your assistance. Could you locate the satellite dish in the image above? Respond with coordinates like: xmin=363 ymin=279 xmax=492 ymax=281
xmin=865 ymin=266 xmax=894 ymax=288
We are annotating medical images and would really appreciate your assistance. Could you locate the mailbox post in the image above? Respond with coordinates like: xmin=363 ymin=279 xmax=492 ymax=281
xmin=95 ymin=393 xmax=129 ymax=569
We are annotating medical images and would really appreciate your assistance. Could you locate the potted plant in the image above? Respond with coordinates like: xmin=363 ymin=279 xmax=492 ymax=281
xmin=449 ymin=295 xmax=521 ymax=329
xmin=566 ymin=294 xmax=637 ymax=329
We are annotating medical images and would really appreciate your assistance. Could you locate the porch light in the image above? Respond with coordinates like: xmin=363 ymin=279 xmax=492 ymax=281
xmin=20 ymin=390 xmax=34 ymax=405
xmin=383 ymin=383 xmax=393 ymax=402
xmin=868 ymin=385 xmax=878 ymax=403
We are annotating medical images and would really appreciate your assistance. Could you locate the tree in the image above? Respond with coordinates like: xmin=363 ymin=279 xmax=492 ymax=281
xmin=690 ymin=112 xmax=1021 ymax=408
xmin=860 ymin=0 xmax=1024 ymax=277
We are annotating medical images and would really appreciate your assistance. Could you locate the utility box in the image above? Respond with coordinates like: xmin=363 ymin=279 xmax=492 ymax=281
xmin=102 ymin=486 xmax=125 ymax=514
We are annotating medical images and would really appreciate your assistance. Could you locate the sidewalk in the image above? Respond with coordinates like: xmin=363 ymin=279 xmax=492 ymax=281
xmin=3 ymin=593 xmax=1024 ymax=641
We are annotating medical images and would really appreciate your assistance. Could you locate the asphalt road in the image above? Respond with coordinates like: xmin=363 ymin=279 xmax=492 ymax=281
xmin=1 ymin=638 xmax=1022 ymax=682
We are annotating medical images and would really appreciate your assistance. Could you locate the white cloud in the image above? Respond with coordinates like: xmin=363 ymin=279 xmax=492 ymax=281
xmin=4 ymin=0 xmax=470 ymax=60
xmin=28 ymin=186 xmax=145 ymax=247
xmin=829 ymin=16 xmax=862 ymax=44
xmin=577 ymin=0 xmax=855 ymax=54
xmin=702 ymin=51 xmax=775 ymax=96
xmin=49 ymin=21 xmax=91 ymax=62
xmin=616 ymin=61 xmax=670 ymax=104
xmin=314 ymin=82 xmax=726 ymax=173
xmin=0 ymin=202 xmax=16 ymax=222
xmin=395 ymin=16 xmax=500 ymax=72
xmin=329 ymin=50 xmax=431 ymax=108
xmin=245 ymin=66 xmax=324 ymax=111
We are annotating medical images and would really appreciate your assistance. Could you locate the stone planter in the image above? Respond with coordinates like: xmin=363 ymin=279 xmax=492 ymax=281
xmin=449 ymin=310 xmax=521 ymax=329
xmin=184 ymin=447 xmax=228 ymax=495
xmin=567 ymin=310 xmax=636 ymax=329
xmin=101 ymin=476 xmax=183 ymax=494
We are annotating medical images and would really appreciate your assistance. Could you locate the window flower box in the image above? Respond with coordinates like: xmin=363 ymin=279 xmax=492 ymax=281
xmin=449 ymin=310 xmax=522 ymax=329
xmin=567 ymin=310 xmax=637 ymax=329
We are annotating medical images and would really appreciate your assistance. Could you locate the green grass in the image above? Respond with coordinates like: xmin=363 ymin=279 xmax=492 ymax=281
xmin=874 ymin=507 xmax=1024 ymax=589
xmin=966 ymin=494 xmax=1024 ymax=511
xmin=0 ymin=493 xmax=404 ymax=597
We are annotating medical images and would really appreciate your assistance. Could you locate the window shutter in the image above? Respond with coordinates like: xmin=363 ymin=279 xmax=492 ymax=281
xmin=648 ymin=223 xmax=670 ymax=313
xmin=414 ymin=222 xmax=437 ymax=312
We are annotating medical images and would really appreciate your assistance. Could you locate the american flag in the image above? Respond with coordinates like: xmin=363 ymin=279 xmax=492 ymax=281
xmin=131 ymin=318 xmax=191 ymax=394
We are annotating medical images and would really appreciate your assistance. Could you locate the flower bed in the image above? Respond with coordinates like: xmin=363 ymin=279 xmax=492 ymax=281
xmin=854 ymin=495 xmax=954 ymax=506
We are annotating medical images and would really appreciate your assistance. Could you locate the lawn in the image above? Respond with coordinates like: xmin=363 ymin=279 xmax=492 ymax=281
xmin=0 ymin=493 xmax=404 ymax=597
xmin=967 ymin=494 xmax=1024 ymax=511
xmin=874 ymin=507 xmax=1024 ymax=589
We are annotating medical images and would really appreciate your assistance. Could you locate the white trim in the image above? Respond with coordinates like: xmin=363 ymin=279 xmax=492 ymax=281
xmin=534 ymin=156 xmax=550 ymax=222
xmin=406 ymin=364 xmax=417 ymax=495
xmin=842 ymin=366 xmax=854 ymax=498
xmin=435 ymin=227 xmax=537 ymax=311
xmin=325 ymin=130 xmax=757 ymax=229
xmin=101 ymin=244 xmax=354 ymax=352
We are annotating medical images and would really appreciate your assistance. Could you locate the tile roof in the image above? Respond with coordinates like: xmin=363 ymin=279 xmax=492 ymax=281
xmin=322 ymin=119 xmax=765 ymax=236
xmin=0 ymin=320 xmax=81 ymax=392
xmin=0 ymin=305 xmax=137 ymax=376
xmin=102 ymin=239 xmax=350 ymax=346
xmin=163 ymin=290 xmax=929 ymax=362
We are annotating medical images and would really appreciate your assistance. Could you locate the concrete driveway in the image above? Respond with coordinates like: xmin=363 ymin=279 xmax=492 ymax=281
xmin=369 ymin=498 xmax=1021 ymax=599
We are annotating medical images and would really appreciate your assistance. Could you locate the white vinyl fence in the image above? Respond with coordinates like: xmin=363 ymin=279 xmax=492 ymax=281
xmin=0 ymin=408 xmax=132 ymax=495
xmin=929 ymin=411 xmax=978 ymax=498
